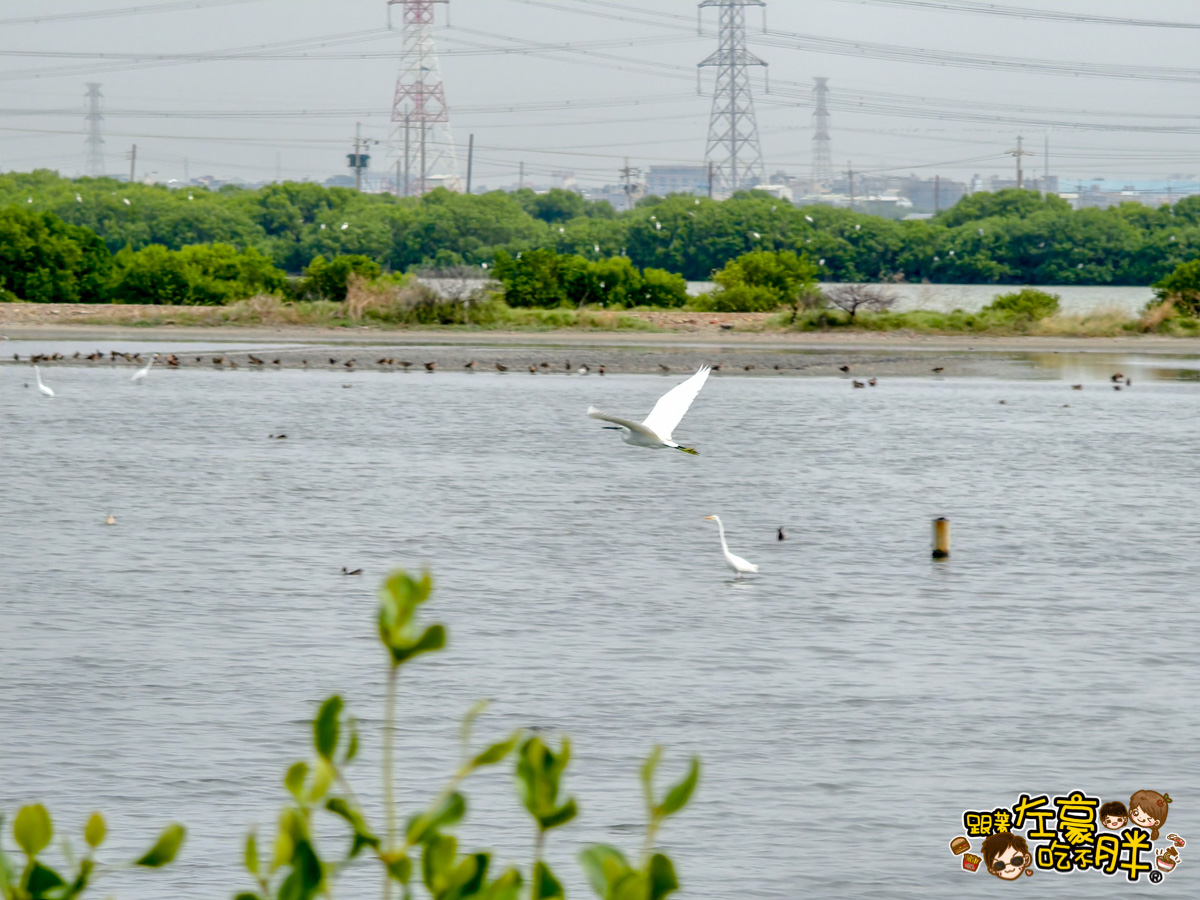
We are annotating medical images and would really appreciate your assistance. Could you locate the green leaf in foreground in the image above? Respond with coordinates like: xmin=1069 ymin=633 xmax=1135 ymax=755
xmin=135 ymin=824 xmax=186 ymax=867
xmin=84 ymin=812 xmax=106 ymax=850
xmin=13 ymin=804 xmax=52 ymax=858
xmin=313 ymin=695 xmax=342 ymax=761
xmin=657 ymin=757 xmax=699 ymax=818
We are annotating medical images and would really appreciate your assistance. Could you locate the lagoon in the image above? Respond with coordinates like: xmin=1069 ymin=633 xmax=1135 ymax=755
xmin=2 ymin=361 xmax=1198 ymax=899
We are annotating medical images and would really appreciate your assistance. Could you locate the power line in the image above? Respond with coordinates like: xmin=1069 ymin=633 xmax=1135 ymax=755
xmin=826 ymin=0 xmax=1200 ymax=29
xmin=0 ymin=0 xmax=265 ymax=26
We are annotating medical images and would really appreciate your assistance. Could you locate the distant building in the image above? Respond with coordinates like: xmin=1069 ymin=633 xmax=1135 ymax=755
xmin=325 ymin=175 xmax=356 ymax=188
xmin=906 ymin=176 xmax=966 ymax=213
xmin=645 ymin=165 xmax=709 ymax=198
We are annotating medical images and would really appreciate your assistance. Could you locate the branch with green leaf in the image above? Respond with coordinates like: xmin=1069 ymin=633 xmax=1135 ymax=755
xmin=0 ymin=806 xmax=183 ymax=900
xmin=4 ymin=568 xmax=699 ymax=900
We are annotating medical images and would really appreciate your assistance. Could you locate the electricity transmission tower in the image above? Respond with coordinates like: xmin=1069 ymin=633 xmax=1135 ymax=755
xmin=812 ymin=77 xmax=834 ymax=189
xmin=698 ymin=0 xmax=767 ymax=197
xmin=388 ymin=0 xmax=460 ymax=195
xmin=84 ymin=83 xmax=105 ymax=177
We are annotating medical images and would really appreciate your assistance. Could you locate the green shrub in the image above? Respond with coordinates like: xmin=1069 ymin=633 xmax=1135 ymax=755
xmin=106 ymin=243 xmax=287 ymax=305
xmin=493 ymin=249 xmax=687 ymax=309
xmin=694 ymin=284 xmax=781 ymax=312
xmin=707 ymin=250 xmax=818 ymax=312
xmin=0 ymin=206 xmax=111 ymax=302
xmin=983 ymin=287 xmax=1060 ymax=319
xmin=638 ymin=267 xmax=688 ymax=308
xmin=1152 ymin=259 xmax=1200 ymax=315
xmin=298 ymin=254 xmax=382 ymax=302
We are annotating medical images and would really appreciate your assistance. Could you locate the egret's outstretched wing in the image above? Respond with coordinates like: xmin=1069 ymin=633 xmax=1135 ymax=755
xmin=587 ymin=406 xmax=661 ymax=443
xmin=641 ymin=365 xmax=710 ymax=440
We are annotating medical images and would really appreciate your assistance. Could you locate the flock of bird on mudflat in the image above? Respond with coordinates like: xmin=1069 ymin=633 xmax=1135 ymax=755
xmin=16 ymin=349 xmax=1137 ymax=580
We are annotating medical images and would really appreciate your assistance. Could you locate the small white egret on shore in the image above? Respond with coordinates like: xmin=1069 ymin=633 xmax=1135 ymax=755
xmin=34 ymin=366 xmax=54 ymax=397
xmin=131 ymin=353 xmax=158 ymax=382
xmin=588 ymin=365 xmax=710 ymax=455
xmin=704 ymin=515 xmax=759 ymax=578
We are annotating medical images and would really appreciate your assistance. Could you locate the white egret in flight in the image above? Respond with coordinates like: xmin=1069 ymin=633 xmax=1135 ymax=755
xmin=131 ymin=353 xmax=159 ymax=382
xmin=34 ymin=366 xmax=54 ymax=397
xmin=588 ymin=365 xmax=710 ymax=455
xmin=704 ymin=515 xmax=759 ymax=578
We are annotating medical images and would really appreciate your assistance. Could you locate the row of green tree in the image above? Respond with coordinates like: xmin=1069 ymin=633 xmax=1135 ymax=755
xmin=8 ymin=169 xmax=1200 ymax=285
xmin=0 ymin=205 xmax=383 ymax=304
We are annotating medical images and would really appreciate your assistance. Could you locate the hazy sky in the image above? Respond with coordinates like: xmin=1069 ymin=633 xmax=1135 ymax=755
xmin=4 ymin=0 xmax=1200 ymax=190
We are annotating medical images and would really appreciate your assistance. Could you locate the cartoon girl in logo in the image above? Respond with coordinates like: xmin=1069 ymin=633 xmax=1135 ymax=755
xmin=1129 ymin=790 xmax=1172 ymax=841
xmin=981 ymin=832 xmax=1033 ymax=881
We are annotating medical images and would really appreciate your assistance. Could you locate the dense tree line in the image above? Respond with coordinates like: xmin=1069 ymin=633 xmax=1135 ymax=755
xmin=5 ymin=170 xmax=1200 ymax=293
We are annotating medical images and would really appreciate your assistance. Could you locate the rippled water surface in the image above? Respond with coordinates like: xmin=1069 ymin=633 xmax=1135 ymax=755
xmin=3 ymin=360 xmax=1198 ymax=899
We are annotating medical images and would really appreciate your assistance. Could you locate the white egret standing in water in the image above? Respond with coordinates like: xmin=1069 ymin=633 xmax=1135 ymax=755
xmin=587 ymin=365 xmax=710 ymax=455
xmin=34 ymin=366 xmax=54 ymax=397
xmin=704 ymin=515 xmax=759 ymax=577
xmin=131 ymin=353 xmax=158 ymax=382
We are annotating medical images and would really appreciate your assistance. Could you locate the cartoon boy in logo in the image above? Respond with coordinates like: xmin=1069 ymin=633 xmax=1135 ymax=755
xmin=1130 ymin=790 xmax=1172 ymax=841
xmin=981 ymin=832 xmax=1033 ymax=881
xmin=1100 ymin=800 xmax=1128 ymax=830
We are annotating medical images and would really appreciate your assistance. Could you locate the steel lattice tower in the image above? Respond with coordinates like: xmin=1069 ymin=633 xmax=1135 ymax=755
xmin=388 ymin=0 xmax=460 ymax=194
xmin=698 ymin=0 xmax=767 ymax=196
xmin=811 ymin=77 xmax=834 ymax=189
xmin=84 ymin=83 xmax=105 ymax=177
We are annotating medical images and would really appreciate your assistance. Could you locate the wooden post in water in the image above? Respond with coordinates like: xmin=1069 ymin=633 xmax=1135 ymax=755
xmin=931 ymin=517 xmax=950 ymax=559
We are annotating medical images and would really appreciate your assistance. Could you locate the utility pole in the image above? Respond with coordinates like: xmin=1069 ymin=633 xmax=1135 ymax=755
xmin=348 ymin=122 xmax=372 ymax=192
xmin=348 ymin=123 xmax=377 ymax=192
xmin=1043 ymin=134 xmax=1050 ymax=194
xmin=396 ymin=158 xmax=402 ymax=197
xmin=934 ymin=174 xmax=940 ymax=213
xmin=420 ymin=120 xmax=426 ymax=194
xmin=1007 ymin=135 xmax=1033 ymax=190
xmin=183 ymin=157 xmax=189 ymax=183
xmin=518 ymin=160 xmax=524 ymax=191
xmin=847 ymin=161 xmax=854 ymax=212
xmin=466 ymin=133 xmax=474 ymax=194
xmin=698 ymin=0 xmax=767 ymax=196
xmin=620 ymin=157 xmax=641 ymax=211
xmin=707 ymin=160 xmax=714 ymax=198
xmin=128 ymin=144 xmax=136 ymax=183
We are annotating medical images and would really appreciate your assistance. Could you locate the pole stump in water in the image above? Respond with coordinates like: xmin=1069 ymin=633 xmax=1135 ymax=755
xmin=931 ymin=517 xmax=951 ymax=559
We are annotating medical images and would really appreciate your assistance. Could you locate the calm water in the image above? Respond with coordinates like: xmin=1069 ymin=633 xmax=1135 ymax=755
xmin=3 ymin=359 xmax=1198 ymax=899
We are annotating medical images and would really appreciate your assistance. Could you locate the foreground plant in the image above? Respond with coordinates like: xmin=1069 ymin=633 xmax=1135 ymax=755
xmin=0 ymin=806 xmax=183 ymax=900
xmin=239 ymin=570 xmax=699 ymax=900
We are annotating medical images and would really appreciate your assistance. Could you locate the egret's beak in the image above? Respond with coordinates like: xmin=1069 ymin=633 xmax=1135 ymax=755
xmin=704 ymin=516 xmax=716 ymax=520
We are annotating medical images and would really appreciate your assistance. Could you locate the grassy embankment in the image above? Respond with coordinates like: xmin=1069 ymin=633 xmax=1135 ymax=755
xmin=769 ymin=301 xmax=1197 ymax=338
xmin=52 ymin=294 xmax=1196 ymax=338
